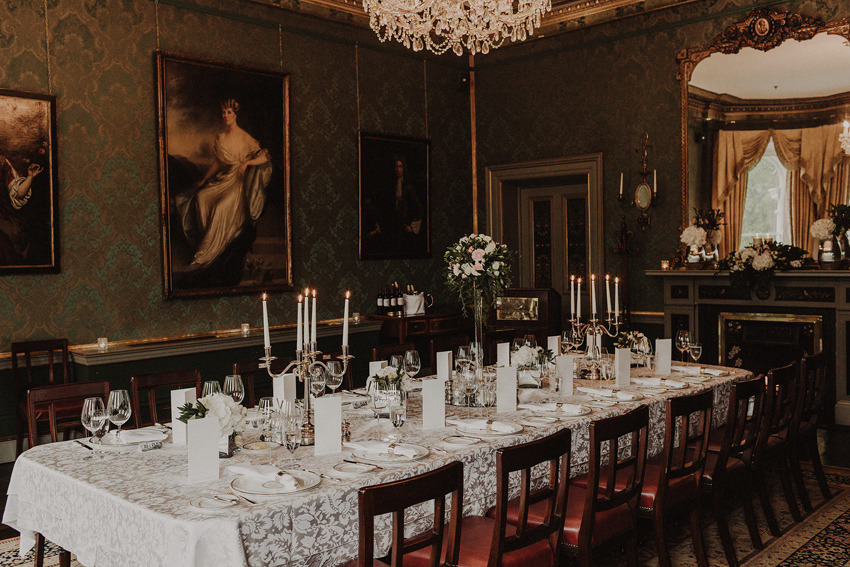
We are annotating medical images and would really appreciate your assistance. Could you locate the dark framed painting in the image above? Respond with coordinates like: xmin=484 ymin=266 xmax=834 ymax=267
xmin=0 ymin=89 xmax=59 ymax=274
xmin=359 ymin=133 xmax=430 ymax=260
xmin=156 ymin=52 xmax=292 ymax=298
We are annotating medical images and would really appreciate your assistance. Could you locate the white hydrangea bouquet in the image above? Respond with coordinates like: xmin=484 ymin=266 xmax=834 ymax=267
xmin=680 ymin=225 xmax=707 ymax=248
xmin=810 ymin=218 xmax=836 ymax=242
xmin=368 ymin=364 xmax=411 ymax=391
xmin=177 ymin=392 xmax=247 ymax=437
xmin=719 ymin=241 xmax=808 ymax=292
xmin=512 ymin=345 xmax=552 ymax=367
xmin=444 ymin=233 xmax=513 ymax=316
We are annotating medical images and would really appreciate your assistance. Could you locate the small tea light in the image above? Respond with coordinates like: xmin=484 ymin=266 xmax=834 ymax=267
xmin=241 ymin=323 xmax=250 ymax=336
xmin=352 ymin=312 xmax=361 ymax=324
xmin=661 ymin=260 xmax=670 ymax=270
xmin=97 ymin=337 xmax=108 ymax=352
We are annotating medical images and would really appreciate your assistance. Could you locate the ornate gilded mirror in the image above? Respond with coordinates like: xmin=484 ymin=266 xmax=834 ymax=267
xmin=635 ymin=182 xmax=652 ymax=211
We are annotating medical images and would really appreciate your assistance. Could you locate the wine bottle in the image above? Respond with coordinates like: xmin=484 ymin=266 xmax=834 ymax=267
xmin=376 ymin=287 xmax=384 ymax=315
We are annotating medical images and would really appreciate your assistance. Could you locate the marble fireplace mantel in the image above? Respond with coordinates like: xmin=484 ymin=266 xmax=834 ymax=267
xmin=647 ymin=269 xmax=850 ymax=426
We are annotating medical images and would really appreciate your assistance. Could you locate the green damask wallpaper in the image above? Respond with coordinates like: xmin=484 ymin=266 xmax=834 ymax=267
xmin=0 ymin=0 xmax=471 ymax=349
xmin=473 ymin=0 xmax=850 ymax=314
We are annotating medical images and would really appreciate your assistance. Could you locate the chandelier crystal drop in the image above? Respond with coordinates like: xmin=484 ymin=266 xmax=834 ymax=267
xmin=362 ymin=0 xmax=552 ymax=55
xmin=841 ymin=120 xmax=850 ymax=156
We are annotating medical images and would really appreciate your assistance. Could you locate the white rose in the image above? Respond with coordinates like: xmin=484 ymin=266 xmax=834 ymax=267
xmin=485 ymin=241 xmax=496 ymax=254
xmin=493 ymin=261 xmax=501 ymax=270
xmin=740 ymin=248 xmax=757 ymax=262
xmin=752 ymin=251 xmax=775 ymax=271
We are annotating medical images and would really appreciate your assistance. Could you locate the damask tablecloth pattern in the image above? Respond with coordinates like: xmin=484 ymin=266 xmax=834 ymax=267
xmin=3 ymin=364 xmax=750 ymax=567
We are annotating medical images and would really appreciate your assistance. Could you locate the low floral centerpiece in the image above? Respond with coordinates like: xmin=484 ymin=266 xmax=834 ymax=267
xmin=368 ymin=364 xmax=411 ymax=391
xmin=511 ymin=345 xmax=551 ymax=387
xmin=178 ymin=393 xmax=247 ymax=457
xmin=614 ymin=330 xmax=647 ymax=351
xmin=719 ymin=241 xmax=808 ymax=297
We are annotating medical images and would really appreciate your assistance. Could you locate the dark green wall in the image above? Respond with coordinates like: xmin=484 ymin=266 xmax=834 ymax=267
xmin=0 ymin=0 xmax=472 ymax=349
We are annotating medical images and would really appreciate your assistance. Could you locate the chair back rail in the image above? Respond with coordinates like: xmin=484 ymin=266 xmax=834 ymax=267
xmin=762 ymin=361 xmax=798 ymax=441
xmin=429 ymin=333 xmax=469 ymax=376
xmin=716 ymin=376 xmax=765 ymax=470
xmin=663 ymin=390 xmax=713 ymax=482
xmin=232 ymin=357 xmax=295 ymax=407
xmin=27 ymin=380 xmax=110 ymax=446
xmin=798 ymin=353 xmax=827 ymax=427
xmin=130 ymin=370 xmax=202 ymax=428
xmin=372 ymin=342 xmax=416 ymax=363
xmin=11 ymin=339 xmax=71 ymax=400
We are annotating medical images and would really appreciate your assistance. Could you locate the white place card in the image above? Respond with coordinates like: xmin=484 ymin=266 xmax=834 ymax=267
xmin=170 ymin=388 xmax=196 ymax=446
xmin=497 ymin=343 xmax=510 ymax=367
xmin=655 ymin=338 xmax=672 ymax=376
xmin=273 ymin=373 xmax=297 ymax=402
xmin=421 ymin=378 xmax=445 ymax=429
xmin=496 ymin=366 xmax=517 ymax=413
xmin=614 ymin=348 xmax=631 ymax=388
xmin=369 ymin=360 xmax=387 ymax=375
xmin=187 ymin=416 xmax=219 ymax=483
xmin=436 ymin=351 xmax=453 ymax=382
xmin=548 ymin=335 xmax=560 ymax=355
xmin=313 ymin=396 xmax=342 ymax=456
xmin=556 ymin=355 xmax=574 ymax=394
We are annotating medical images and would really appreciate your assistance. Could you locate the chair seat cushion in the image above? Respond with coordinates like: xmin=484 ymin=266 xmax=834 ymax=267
xmin=701 ymin=453 xmax=747 ymax=487
xmin=339 ymin=559 xmax=390 ymax=567
xmin=638 ymin=462 xmax=699 ymax=512
xmin=403 ymin=515 xmax=554 ymax=567
xmin=562 ymin=483 xmax=635 ymax=548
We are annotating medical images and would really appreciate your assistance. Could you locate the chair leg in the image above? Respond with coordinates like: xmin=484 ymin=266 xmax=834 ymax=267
xmin=776 ymin=451 xmax=802 ymax=522
xmin=689 ymin=501 xmax=708 ymax=567
xmin=58 ymin=550 xmax=71 ymax=567
xmin=788 ymin=444 xmax=812 ymax=514
xmin=711 ymin=492 xmax=739 ymax=567
xmin=623 ymin=531 xmax=639 ymax=567
xmin=807 ymin=443 xmax=833 ymax=501
xmin=740 ymin=474 xmax=763 ymax=550
xmin=34 ymin=533 xmax=44 ymax=567
xmin=753 ymin=466 xmax=781 ymax=537
xmin=653 ymin=510 xmax=671 ymax=567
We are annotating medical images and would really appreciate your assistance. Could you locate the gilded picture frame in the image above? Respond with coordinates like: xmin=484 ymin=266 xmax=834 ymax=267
xmin=359 ymin=133 xmax=430 ymax=260
xmin=0 ymin=88 xmax=60 ymax=274
xmin=156 ymin=52 xmax=292 ymax=298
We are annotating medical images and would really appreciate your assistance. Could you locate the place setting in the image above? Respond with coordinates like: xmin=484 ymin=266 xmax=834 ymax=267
xmin=225 ymin=464 xmax=322 ymax=501
xmin=342 ymin=439 xmax=430 ymax=466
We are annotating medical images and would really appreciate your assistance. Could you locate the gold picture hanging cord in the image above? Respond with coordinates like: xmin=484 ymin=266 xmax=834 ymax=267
xmin=354 ymin=43 xmax=360 ymax=132
xmin=423 ymin=59 xmax=428 ymax=139
xmin=155 ymin=0 xmax=160 ymax=50
xmin=43 ymin=0 xmax=52 ymax=93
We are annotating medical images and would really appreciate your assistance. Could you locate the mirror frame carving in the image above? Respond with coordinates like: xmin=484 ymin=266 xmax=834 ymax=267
xmin=676 ymin=8 xmax=850 ymax=226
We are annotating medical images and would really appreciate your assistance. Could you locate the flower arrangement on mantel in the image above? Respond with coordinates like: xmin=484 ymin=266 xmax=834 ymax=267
xmin=444 ymin=233 xmax=514 ymax=316
xmin=810 ymin=204 xmax=850 ymax=243
xmin=177 ymin=393 xmax=247 ymax=437
xmin=718 ymin=241 xmax=808 ymax=293
xmin=810 ymin=218 xmax=836 ymax=242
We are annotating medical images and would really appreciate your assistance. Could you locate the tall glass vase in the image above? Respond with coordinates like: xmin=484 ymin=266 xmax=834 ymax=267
xmin=472 ymin=285 xmax=485 ymax=384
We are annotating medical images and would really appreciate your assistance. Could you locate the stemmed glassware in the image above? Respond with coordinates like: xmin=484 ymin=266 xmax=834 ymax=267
xmin=106 ymin=390 xmax=131 ymax=446
xmin=310 ymin=367 xmax=327 ymax=398
xmin=460 ymin=367 xmax=479 ymax=416
xmin=403 ymin=350 xmax=421 ymax=379
xmin=368 ymin=386 xmax=389 ymax=419
xmin=81 ymin=397 xmax=108 ymax=459
xmin=675 ymin=330 xmax=691 ymax=362
xmin=481 ymin=367 xmax=497 ymax=417
xmin=455 ymin=344 xmax=472 ymax=374
xmin=510 ymin=338 xmax=524 ymax=362
xmin=570 ymin=325 xmax=585 ymax=353
xmin=279 ymin=400 xmax=302 ymax=468
xmin=223 ymin=375 xmax=245 ymax=404
xmin=389 ymin=354 xmax=404 ymax=369
xmin=258 ymin=396 xmax=276 ymax=450
xmin=523 ymin=334 xmax=538 ymax=349
xmin=202 ymin=381 xmax=221 ymax=397
xmin=325 ymin=361 xmax=345 ymax=395
xmin=689 ymin=343 xmax=703 ymax=365
xmin=388 ymin=389 xmax=407 ymax=441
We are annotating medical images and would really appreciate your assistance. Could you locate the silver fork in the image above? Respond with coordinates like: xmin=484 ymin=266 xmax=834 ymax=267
xmin=226 ymin=486 xmax=258 ymax=505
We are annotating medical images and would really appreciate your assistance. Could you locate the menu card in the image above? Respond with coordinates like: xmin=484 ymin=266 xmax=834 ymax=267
xmin=548 ymin=335 xmax=560 ymax=355
xmin=313 ymin=395 xmax=342 ymax=455
xmin=273 ymin=373 xmax=297 ymax=401
xmin=421 ymin=378 xmax=445 ymax=429
xmin=496 ymin=366 xmax=517 ymax=412
xmin=187 ymin=416 xmax=219 ymax=483
xmin=655 ymin=338 xmax=672 ymax=375
xmin=556 ymin=355 xmax=574 ymax=394
xmin=436 ymin=351 xmax=453 ymax=381
xmin=170 ymin=388 xmax=196 ymax=446
xmin=369 ymin=360 xmax=387 ymax=375
xmin=614 ymin=348 xmax=631 ymax=388
xmin=497 ymin=343 xmax=510 ymax=367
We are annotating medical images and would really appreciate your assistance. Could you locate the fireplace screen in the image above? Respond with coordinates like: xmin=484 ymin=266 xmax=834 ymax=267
xmin=719 ymin=312 xmax=822 ymax=374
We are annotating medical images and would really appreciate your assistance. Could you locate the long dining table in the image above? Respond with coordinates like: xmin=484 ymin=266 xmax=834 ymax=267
xmin=3 ymin=361 xmax=750 ymax=567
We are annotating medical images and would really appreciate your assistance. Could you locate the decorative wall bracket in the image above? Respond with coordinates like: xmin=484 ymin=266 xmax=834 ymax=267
xmin=619 ymin=129 xmax=656 ymax=230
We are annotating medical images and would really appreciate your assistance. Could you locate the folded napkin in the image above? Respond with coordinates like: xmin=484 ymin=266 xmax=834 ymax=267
xmin=517 ymin=372 xmax=539 ymax=387
xmin=226 ymin=464 xmax=298 ymax=490
xmin=632 ymin=377 xmax=686 ymax=389
xmin=119 ymin=429 xmax=166 ymax=443
xmin=343 ymin=441 xmax=418 ymax=458
xmin=518 ymin=403 xmax=584 ymax=414
xmin=671 ymin=365 xmax=701 ymax=376
xmin=575 ymin=387 xmax=640 ymax=401
xmin=446 ymin=419 xmax=516 ymax=433
xmin=702 ymin=368 xmax=728 ymax=377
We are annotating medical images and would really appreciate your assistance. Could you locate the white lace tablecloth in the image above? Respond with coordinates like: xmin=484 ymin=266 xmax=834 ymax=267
xmin=3 ymin=363 xmax=750 ymax=567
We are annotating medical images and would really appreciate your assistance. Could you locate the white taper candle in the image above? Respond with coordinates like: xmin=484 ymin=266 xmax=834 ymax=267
xmin=296 ymin=294 xmax=303 ymax=351
xmin=262 ymin=293 xmax=271 ymax=349
xmin=342 ymin=291 xmax=350 ymax=347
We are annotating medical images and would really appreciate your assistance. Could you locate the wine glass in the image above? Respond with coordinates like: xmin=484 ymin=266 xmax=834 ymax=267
xmin=523 ymin=334 xmax=538 ymax=349
xmin=460 ymin=367 xmax=479 ymax=416
xmin=455 ymin=344 xmax=472 ymax=374
xmin=325 ymin=361 xmax=345 ymax=395
xmin=481 ymin=367 xmax=497 ymax=418
xmin=258 ymin=396 xmax=275 ymax=445
xmin=280 ymin=400 xmax=302 ymax=468
xmin=570 ymin=325 xmax=585 ymax=353
xmin=369 ymin=386 xmax=389 ymax=419
xmin=310 ymin=367 xmax=327 ymax=398
xmin=81 ymin=397 xmax=107 ymax=459
xmin=106 ymin=390 xmax=131 ymax=446
xmin=388 ymin=389 xmax=407 ymax=441
xmin=689 ymin=343 xmax=703 ymax=366
xmin=675 ymin=330 xmax=691 ymax=362
xmin=510 ymin=338 xmax=524 ymax=358
xmin=403 ymin=350 xmax=421 ymax=379
xmin=389 ymin=354 xmax=404 ymax=369
xmin=223 ymin=375 xmax=245 ymax=404
xmin=202 ymin=381 xmax=221 ymax=397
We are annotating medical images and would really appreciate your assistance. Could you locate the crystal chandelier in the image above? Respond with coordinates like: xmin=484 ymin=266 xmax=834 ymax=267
xmin=362 ymin=0 xmax=552 ymax=56
xmin=841 ymin=120 xmax=850 ymax=156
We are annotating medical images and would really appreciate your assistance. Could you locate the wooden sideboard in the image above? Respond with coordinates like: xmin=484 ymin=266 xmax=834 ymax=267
xmin=647 ymin=269 xmax=850 ymax=426
xmin=371 ymin=311 xmax=469 ymax=344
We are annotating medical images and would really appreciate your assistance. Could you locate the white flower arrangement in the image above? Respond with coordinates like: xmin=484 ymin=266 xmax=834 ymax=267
xmin=751 ymin=250 xmax=775 ymax=271
xmin=368 ymin=364 xmax=411 ymax=391
xmin=680 ymin=225 xmax=707 ymax=247
xmin=177 ymin=392 xmax=247 ymax=437
xmin=614 ymin=330 xmax=646 ymax=350
xmin=707 ymin=229 xmax=722 ymax=246
xmin=512 ymin=345 xmax=541 ymax=367
xmin=444 ymin=234 xmax=513 ymax=315
xmin=810 ymin=218 xmax=836 ymax=242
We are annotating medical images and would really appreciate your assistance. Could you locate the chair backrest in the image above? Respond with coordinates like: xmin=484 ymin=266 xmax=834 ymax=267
xmin=483 ymin=329 xmax=517 ymax=366
xmin=130 ymin=369 xmax=202 ymax=428
xmin=798 ymin=352 xmax=827 ymax=427
xmin=232 ymin=357 xmax=295 ymax=407
xmin=659 ymin=390 xmax=713 ymax=491
xmin=714 ymin=376 xmax=765 ymax=472
xmin=764 ymin=361 xmax=798 ymax=437
xmin=319 ymin=351 xmax=354 ymax=391
xmin=357 ymin=461 xmax=463 ymax=567
xmin=27 ymin=381 xmax=110 ymax=447
xmin=372 ymin=342 xmax=415 ymax=363
xmin=491 ymin=428 xmax=571 ymax=564
xmin=11 ymin=339 xmax=71 ymax=401
xmin=429 ymin=333 xmax=469 ymax=376
xmin=581 ymin=405 xmax=649 ymax=548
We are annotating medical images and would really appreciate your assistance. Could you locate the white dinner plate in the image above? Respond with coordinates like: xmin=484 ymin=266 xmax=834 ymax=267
xmin=87 ymin=429 xmax=168 ymax=448
xmin=349 ymin=443 xmax=430 ymax=464
xmin=523 ymin=415 xmax=563 ymax=426
xmin=454 ymin=421 xmax=523 ymax=437
xmin=534 ymin=406 xmax=591 ymax=418
xmin=442 ymin=435 xmax=480 ymax=445
xmin=230 ymin=469 xmax=321 ymax=496
xmin=189 ymin=495 xmax=238 ymax=510
xmin=332 ymin=462 xmax=374 ymax=475
xmin=241 ymin=441 xmax=280 ymax=452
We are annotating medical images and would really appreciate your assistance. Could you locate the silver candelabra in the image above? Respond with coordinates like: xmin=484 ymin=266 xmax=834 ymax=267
xmin=260 ymin=342 xmax=353 ymax=446
xmin=570 ymin=314 xmax=620 ymax=380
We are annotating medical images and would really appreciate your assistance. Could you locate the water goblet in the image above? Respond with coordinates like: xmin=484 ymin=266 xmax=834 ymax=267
xmin=455 ymin=344 xmax=472 ymax=374
xmin=675 ymin=330 xmax=691 ymax=362
xmin=388 ymin=390 xmax=407 ymax=441
xmin=81 ymin=397 xmax=107 ymax=459
xmin=689 ymin=343 xmax=703 ymax=365
xmin=403 ymin=350 xmax=421 ymax=379
xmin=202 ymin=381 xmax=221 ymax=397
xmin=460 ymin=367 xmax=479 ymax=416
xmin=482 ymin=368 xmax=497 ymax=418
xmin=310 ymin=367 xmax=327 ymax=398
xmin=570 ymin=325 xmax=585 ymax=353
xmin=523 ymin=334 xmax=538 ymax=349
xmin=258 ymin=396 xmax=275 ymax=444
xmin=325 ymin=361 xmax=345 ymax=395
xmin=106 ymin=390 xmax=131 ymax=446
xmin=223 ymin=375 xmax=245 ymax=404
xmin=389 ymin=354 xmax=404 ymax=369
xmin=280 ymin=400 xmax=302 ymax=467
xmin=369 ymin=386 xmax=389 ymax=419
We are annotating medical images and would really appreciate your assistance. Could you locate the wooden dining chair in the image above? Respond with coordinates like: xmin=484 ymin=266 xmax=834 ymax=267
xmin=342 ymin=461 xmax=464 ymax=567
xmin=232 ymin=357 xmax=295 ymax=407
xmin=372 ymin=342 xmax=416 ymax=363
xmin=26 ymin=380 xmax=109 ymax=567
xmin=407 ymin=427 xmax=572 ymax=567
xmin=11 ymin=338 xmax=73 ymax=456
xmin=561 ymin=405 xmax=649 ymax=567
xmin=637 ymin=390 xmax=713 ymax=567
xmin=700 ymin=375 xmax=765 ymax=567
xmin=748 ymin=361 xmax=802 ymax=535
xmin=429 ymin=333 xmax=469 ymax=375
xmin=787 ymin=353 xmax=832 ymax=513
xmin=129 ymin=369 xmax=202 ymax=428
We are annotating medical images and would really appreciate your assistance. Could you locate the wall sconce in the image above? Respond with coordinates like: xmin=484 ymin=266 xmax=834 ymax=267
xmin=619 ymin=129 xmax=657 ymax=230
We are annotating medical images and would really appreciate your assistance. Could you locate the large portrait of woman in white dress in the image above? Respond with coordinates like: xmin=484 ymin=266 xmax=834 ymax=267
xmin=157 ymin=53 xmax=291 ymax=298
